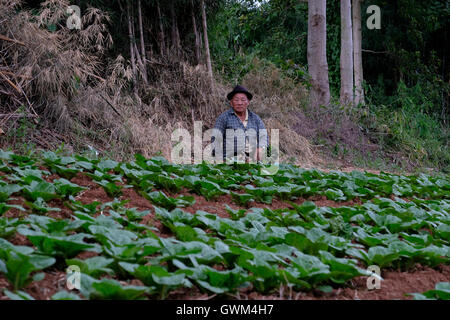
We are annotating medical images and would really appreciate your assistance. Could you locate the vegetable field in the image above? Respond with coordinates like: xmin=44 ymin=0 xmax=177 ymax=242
xmin=0 ymin=150 xmax=449 ymax=300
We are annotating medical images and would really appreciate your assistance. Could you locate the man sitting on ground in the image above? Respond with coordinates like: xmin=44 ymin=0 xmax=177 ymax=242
xmin=212 ymin=85 xmax=268 ymax=163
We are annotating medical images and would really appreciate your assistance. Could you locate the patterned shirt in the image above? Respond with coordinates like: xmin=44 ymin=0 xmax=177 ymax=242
xmin=235 ymin=109 xmax=249 ymax=153
xmin=212 ymin=108 xmax=268 ymax=160
xmin=237 ymin=109 xmax=249 ymax=129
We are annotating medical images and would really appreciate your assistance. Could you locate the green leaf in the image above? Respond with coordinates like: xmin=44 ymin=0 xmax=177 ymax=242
xmin=145 ymin=191 xmax=194 ymax=211
xmin=25 ymin=197 xmax=61 ymax=214
xmin=317 ymin=285 xmax=333 ymax=293
xmin=319 ymin=251 xmax=368 ymax=284
xmin=32 ymin=272 xmax=45 ymax=282
xmin=96 ymin=160 xmax=119 ymax=172
xmin=0 ymin=203 xmax=25 ymax=216
xmin=66 ymin=257 xmax=114 ymax=278
xmin=325 ymin=188 xmax=346 ymax=201
xmin=96 ymin=180 xmax=122 ymax=197
xmin=0 ymin=184 xmax=22 ymax=202
xmin=173 ymin=224 xmax=199 ymax=242
xmin=231 ymin=192 xmax=254 ymax=206
xmin=294 ymin=201 xmax=316 ymax=214
xmin=51 ymin=291 xmax=82 ymax=300
xmin=88 ymin=225 xmax=137 ymax=245
xmin=119 ymin=262 xmax=191 ymax=290
xmin=225 ymin=204 xmax=246 ymax=220
xmin=79 ymin=273 xmax=150 ymax=300
xmin=22 ymin=180 xmax=59 ymax=202
xmin=19 ymin=230 xmax=95 ymax=258
xmin=91 ymin=279 xmax=149 ymax=300
xmin=412 ymin=282 xmax=450 ymax=300
xmin=50 ymin=165 xmax=80 ymax=180
xmin=4 ymin=290 xmax=35 ymax=300
xmin=54 ymin=178 xmax=85 ymax=198
xmin=290 ymin=251 xmax=330 ymax=284
xmin=0 ymin=249 xmax=55 ymax=290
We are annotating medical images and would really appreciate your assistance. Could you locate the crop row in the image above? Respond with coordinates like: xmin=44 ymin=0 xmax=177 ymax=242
xmin=0 ymin=150 xmax=448 ymax=299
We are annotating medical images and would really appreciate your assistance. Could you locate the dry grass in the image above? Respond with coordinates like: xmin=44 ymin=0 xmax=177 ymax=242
xmin=0 ymin=0 xmax=365 ymax=167
xmin=0 ymin=0 xmax=135 ymax=156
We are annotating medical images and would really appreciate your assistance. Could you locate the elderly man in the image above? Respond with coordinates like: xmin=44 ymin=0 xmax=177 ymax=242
xmin=212 ymin=85 xmax=268 ymax=163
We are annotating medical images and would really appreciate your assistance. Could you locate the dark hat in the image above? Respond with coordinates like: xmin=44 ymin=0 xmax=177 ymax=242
xmin=227 ymin=85 xmax=253 ymax=101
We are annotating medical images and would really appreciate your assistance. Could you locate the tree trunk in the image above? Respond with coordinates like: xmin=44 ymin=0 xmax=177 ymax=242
xmin=137 ymin=0 xmax=147 ymax=72
xmin=134 ymin=43 xmax=148 ymax=84
xmin=340 ymin=0 xmax=353 ymax=106
xmin=131 ymin=5 xmax=148 ymax=85
xmin=352 ymin=0 xmax=364 ymax=105
xmin=170 ymin=0 xmax=181 ymax=57
xmin=156 ymin=1 xmax=166 ymax=57
xmin=201 ymin=0 xmax=214 ymax=89
xmin=127 ymin=0 xmax=137 ymax=93
xmin=307 ymin=0 xmax=330 ymax=108
xmin=191 ymin=0 xmax=201 ymax=65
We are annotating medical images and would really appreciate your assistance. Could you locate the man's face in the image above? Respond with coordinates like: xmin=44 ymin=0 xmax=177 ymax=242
xmin=230 ymin=93 xmax=249 ymax=114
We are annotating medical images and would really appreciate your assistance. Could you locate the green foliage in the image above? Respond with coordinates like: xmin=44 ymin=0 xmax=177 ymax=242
xmin=209 ymin=0 xmax=448 ymax=170
xmin=0 ymin=150 xmax=448 ymax=299
xmin=209 ymin=0 xmax=309 ymax=83
xmin=362 ymin=80 xmax=449 ymax=170
xmin=0 ymin=239 xmax=55 ymax=290
xmin=65 ymin=257 xmax=114 ymax=278
xmin=144 ymin=191 xmax=195 ymax=211
xmin=411 ymin=282 xmax=450 ymax=300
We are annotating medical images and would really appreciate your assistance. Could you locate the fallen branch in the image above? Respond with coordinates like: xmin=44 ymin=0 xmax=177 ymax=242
xmin=0 ymin=70 xmax=21 ymax=94
xmin=41 ymin=128 xmax=67 ymax=141
xmin=0 ymin=70 xmax=38 ymax=118
xmin=99 ymin=94 xmax=123 ymax=118
xmin=361 ymin=49 xmax=389 ymax=54
xmin=0 ymin=34 xmax=25 ymax=46
xmin=82 ymin=69 xmax=106 ymax=82
xmin=0 ymin=113 xmax=38 ymax=118
xmin=0 ymin=70 xmax=32 ymax=80
xmin=146 ymin=58 xmax=170 ymax=66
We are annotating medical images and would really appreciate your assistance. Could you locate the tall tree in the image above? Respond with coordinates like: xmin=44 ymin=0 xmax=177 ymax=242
xmin=170 ymin=0 xmax=181 ymax=57
xmin=201 ymin=0 xmax=214 ymax=88
xmin=156 ymin=1 xmax=166 ymax=57
xmin=352 ymin=0 xmax=364 ymax=105
xmin=126 ymin=0 xmax=137 ymax=93
xmin=137 ymin=0 xmax=147 ymax=73
xmin=307 ymin=0 xmax=330 ymax=108
xmin=130 ymin=3 xmax=147 ymax=85
xmin=191 ymin=0 xmax=201 ymax=65
xmin=340 ymin=0 xmax=353 ymax=105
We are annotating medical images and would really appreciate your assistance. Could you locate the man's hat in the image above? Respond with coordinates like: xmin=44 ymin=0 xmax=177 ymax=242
xmin=227 ymin=85 xmax=253 ymax=101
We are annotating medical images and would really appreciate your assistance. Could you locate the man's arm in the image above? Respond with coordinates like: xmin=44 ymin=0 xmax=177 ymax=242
xmin=256 ymin=116 xmax=269 ymax=161
xmin=212 ymin=114 xmax=226 ymax=157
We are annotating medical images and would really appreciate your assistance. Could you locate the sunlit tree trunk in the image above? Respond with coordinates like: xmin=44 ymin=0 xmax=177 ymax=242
xmin=191 ymin=0 xmax=201 ymax=65
xmin=340 ymin=0 xmax=353 ymax=105
xmin=127 ymin=0 xmax=137 ymax=93
xmin=170 ymin=0 xmax=181 ymax=57
xmin=156 ymin=1 xmax=166 ymax=57
xmin=201 ymin=0 xmax=214 ymax=88
xmin=353 ymin=0 xmax=364 ymax=105
xmin=307 ymin=0 xmax=330 ymax=108
xmin=137 ymin=0 xmax=147 ymax=73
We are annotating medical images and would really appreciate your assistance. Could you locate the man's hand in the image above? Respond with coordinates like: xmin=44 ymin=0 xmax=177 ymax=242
xmin=253 ymin=147 xmax=263 ymax=162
